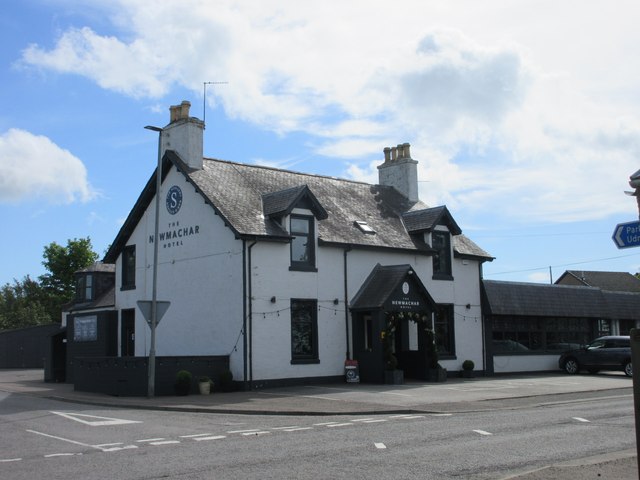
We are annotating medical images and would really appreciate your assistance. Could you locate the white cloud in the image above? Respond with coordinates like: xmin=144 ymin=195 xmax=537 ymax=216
xmin=0 ymin=129 xmax=95 ymax=203
xmin=17 ymin=0 xmax=640 ymax=222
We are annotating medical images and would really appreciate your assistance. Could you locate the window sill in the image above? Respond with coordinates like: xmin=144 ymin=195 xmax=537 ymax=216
xmin=432 ymin=273 xmax=454 ymax=281
xmin=291 ymin=358 xmax=320 ymax=365
xmin=120 ymin=285 xmax=136 ymax=291
xmin=289 ymin=265 xmax=318 ymax=272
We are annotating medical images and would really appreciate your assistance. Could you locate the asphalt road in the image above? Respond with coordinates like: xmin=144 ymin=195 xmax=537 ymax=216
xmin=0 ymin=390 xmax=635 ymax=479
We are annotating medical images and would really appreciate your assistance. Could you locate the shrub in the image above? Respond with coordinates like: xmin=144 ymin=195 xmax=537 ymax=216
xmin=174 ymin=370 xmax=192 ymax=395
xmin=462 ymin=360 xmax=475 ymax=371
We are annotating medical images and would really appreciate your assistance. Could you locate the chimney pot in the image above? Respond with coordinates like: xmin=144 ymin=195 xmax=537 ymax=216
xmin=403 ymin=142 xmax=411 ymax=159
xmin=397 ymin=144 xmax=404 ymax=159
xmin=391 ymin=146 xmax=397 ymax=161
xmin=383 ymin=147 xmax=391 ymax=163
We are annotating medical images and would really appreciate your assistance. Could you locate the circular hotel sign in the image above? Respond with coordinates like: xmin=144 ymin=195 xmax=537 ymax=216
xmin=166 ymin=185 xmax=183 ymax=215
xmin=402 ymin=281 xmax=409 ymax=294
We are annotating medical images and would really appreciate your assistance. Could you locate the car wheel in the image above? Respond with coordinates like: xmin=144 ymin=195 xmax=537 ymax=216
xmin=624 ymin=361 xmax=633 ymax=377
xmin=563 ymin=358 xmax=579 ymax=374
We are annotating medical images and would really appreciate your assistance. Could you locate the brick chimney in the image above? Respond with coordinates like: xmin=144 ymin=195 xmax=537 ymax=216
xmin=161 ymin=100 xmax=204 ymax=170
xmin=377 ymin=143 xmax=419 ymax=203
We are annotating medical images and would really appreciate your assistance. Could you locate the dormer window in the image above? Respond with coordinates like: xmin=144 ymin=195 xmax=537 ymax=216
xmin=290 ymin=215 xmax=316 ymax=271
xmin=432 ymin=231 xmax=452 ymax=279
xmin=75 ymin=274 xmax=93 ymax=302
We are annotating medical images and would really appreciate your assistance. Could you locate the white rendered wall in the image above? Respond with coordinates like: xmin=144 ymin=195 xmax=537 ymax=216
xmin=248 ymin=225 xmax=487 ymax=381
xmin=493 ymin=355 xmax=559 ymax=373
xmin=115 ymin=167 xmax=245 ymax=380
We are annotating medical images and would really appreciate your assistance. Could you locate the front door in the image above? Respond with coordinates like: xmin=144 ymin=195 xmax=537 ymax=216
xmin=121 ymin=309 xmax=135 ymax=356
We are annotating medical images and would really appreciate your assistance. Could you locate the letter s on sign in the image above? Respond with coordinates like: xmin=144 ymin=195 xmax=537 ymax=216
xmin=166 ymin=186 xmax=183 ymax=215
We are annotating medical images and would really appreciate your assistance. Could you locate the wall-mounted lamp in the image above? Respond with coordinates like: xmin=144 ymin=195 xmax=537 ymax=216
xmin=333 ymin=298 xmax=339 ymax=305
xmin=270 ymin=296 xmax=277 ymax=303
xmin=465 ymin=304 xmax=471 ymax=310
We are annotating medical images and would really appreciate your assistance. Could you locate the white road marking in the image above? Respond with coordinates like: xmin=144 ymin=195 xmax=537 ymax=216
xmin=313 ymin=421 xmax=339 ymax=426
xmin=241 ymin=431 xmax=270 ymax=436
xmin=375 ymin=443 xmax=387 ymax=449
xmin=473 ymin=430 xmax=493 ymax=436
xmin=350 ymin=418 xmax=375 ymax=422
xmin=192 ymin=435 xmax=226 ymax=441
xmin=573 ymin=417 xmax=591 ymax=423
xmin=362 ymin=419 xmax=388 ymax=423
xmin=27 ymin=429 xmax=101 ymax=450
xmin=149 ymin=440 xmax=180 ymax=446
xmin=137 ymin=438 xmax=166 ymax=442
xmin=0 ymin=458 xmax=22 ymax=463
xmin=50 ymin=411 xmax=142 ymax=427
xmin=44 ymin=453 xmax=82 ymax=458
xmin=95 ymin=443 xmax=124 ymax=447
xmin=283 ymin=427 xmax=313 ymax=432
xmin=227 ymin=429 xmax=261 ymax=434
xmin=326 ymin=423 xmax=353 ymax=428
xmin=271 ymin=426 xmax=301 ymax=430
xmin=179 ymin=433 xmax=215 ymax=438
xmin=100 ymin=445 xmax=138 ymax=452
xmin=397 ymin=415 xmax=425 ymax=420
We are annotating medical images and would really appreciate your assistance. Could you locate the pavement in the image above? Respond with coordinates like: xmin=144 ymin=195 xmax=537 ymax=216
xmin=0 ymin=369 xmax=638 ymax=479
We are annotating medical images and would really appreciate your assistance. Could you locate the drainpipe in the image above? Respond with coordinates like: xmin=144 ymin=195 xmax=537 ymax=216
xmin=479 ymin=262 xmax=487 ymax=375
xmin=247 ymin=239 xmax=257 ymax=389
xmin=242 ymin=240 xmax=248 ymax=390
xmin=343 ymin=246 xmax=352 ymax=359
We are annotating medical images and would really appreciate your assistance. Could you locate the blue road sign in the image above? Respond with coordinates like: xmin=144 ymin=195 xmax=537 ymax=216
xmin=612 ymin=220 xmax=640 ymax=249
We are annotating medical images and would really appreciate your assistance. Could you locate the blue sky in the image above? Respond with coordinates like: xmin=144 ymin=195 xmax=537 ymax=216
xmin=2 ymin=0 xmax=640 ymax=286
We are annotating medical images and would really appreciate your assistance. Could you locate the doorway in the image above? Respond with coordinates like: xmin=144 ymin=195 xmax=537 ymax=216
xmin=121 ymin=309 xmax=135 ymax=356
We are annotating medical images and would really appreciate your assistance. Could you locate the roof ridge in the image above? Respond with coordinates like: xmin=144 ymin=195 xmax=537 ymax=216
xmin=203 ymin=156 xmax=375 ymax=187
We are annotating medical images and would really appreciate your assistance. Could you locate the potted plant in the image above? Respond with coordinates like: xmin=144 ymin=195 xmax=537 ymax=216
xmin=198 ymin=376 xmax=213 ymax=395
xmin=384 ymin=353 xmax=404 ymax=384
xmin=174 ymin=370 xmax=192 ymax=396
xmin=382 ymin=316 xmax=404 ymax=384
xmin=461 ymin=360 xmax=475 ymax=378
xmin=425 ymin=328 xmax=447 ymax=382
xmin=218 ymin=369 xmax=234 ymax=392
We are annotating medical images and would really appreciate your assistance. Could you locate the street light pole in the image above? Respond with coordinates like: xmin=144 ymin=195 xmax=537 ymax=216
xmin=144 ymin=125 xmax=162 ymax=397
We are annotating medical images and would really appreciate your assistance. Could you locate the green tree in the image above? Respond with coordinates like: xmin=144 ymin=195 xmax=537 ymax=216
xmin=0 ymin=276 xmax=50 ymax=330
xmin=39 ymin=237 xmax=99 ymax=322
xmin=0 ymin=237 xmax=99 ymax=330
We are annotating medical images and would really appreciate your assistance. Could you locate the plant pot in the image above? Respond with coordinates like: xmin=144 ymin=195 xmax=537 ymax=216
xmin=384 ymin=369 xmax=404 ymax=385
xmin=427 ymin=366 xmax=447 ymax=382
xmin=174 ymin=383 xmax=190 ymax=396
xmin=461 ymin=370 xmax=474 ymax=378
xmin=199 ymin=381 xmax=211 ymax=395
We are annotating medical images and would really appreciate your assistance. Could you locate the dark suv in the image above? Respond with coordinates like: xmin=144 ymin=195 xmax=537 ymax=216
xmin=559 ymin=336 xmax=632 ymax=377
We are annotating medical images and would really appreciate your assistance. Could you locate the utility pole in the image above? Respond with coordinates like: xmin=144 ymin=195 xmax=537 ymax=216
xmin=144 ymin=124 xmax=163 ymax=397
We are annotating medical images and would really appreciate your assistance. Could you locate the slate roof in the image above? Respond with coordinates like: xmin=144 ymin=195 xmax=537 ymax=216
xmin=483 ymin=279 xmax=640 ymax=320
xmin=350 ymin=264 xmax=436 ymax=310
xmin=402 ymin=206 xmax=462 ymax=235
xmin=555 ymin=270 xmax=640 ymax=293
xmin=262 ymin=185 xmax=328 ymax=219
xmin=105 ymin=151 xmax=492 ymax=262
xmin=67 ymin=285 xmax=115 ymax=313
xmin=77 ymin=262 xmax=115 ymax=274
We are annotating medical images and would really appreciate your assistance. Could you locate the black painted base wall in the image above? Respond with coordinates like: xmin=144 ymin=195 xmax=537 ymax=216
xmin=0 ymin=324 xmax=63 ymax=368
xmin=73 ymin=355 xmax=230 ymax=396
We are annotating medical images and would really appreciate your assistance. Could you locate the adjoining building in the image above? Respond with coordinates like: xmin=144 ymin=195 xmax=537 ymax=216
xmin=62 ymin=101 xmax=494 ymax=394
xmin=555 ymin=270 xmax=640 ymax=293
xmin=482 ymin=279 xmax=640 ymax=374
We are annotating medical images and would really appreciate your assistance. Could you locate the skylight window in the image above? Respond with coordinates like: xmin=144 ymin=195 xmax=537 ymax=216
xmin=354 ymin=221 xmax=376 ymax=235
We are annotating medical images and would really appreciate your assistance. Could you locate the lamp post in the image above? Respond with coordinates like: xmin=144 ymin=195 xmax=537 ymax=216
xmin=144 ymin=125 xmax=162 ymax=397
